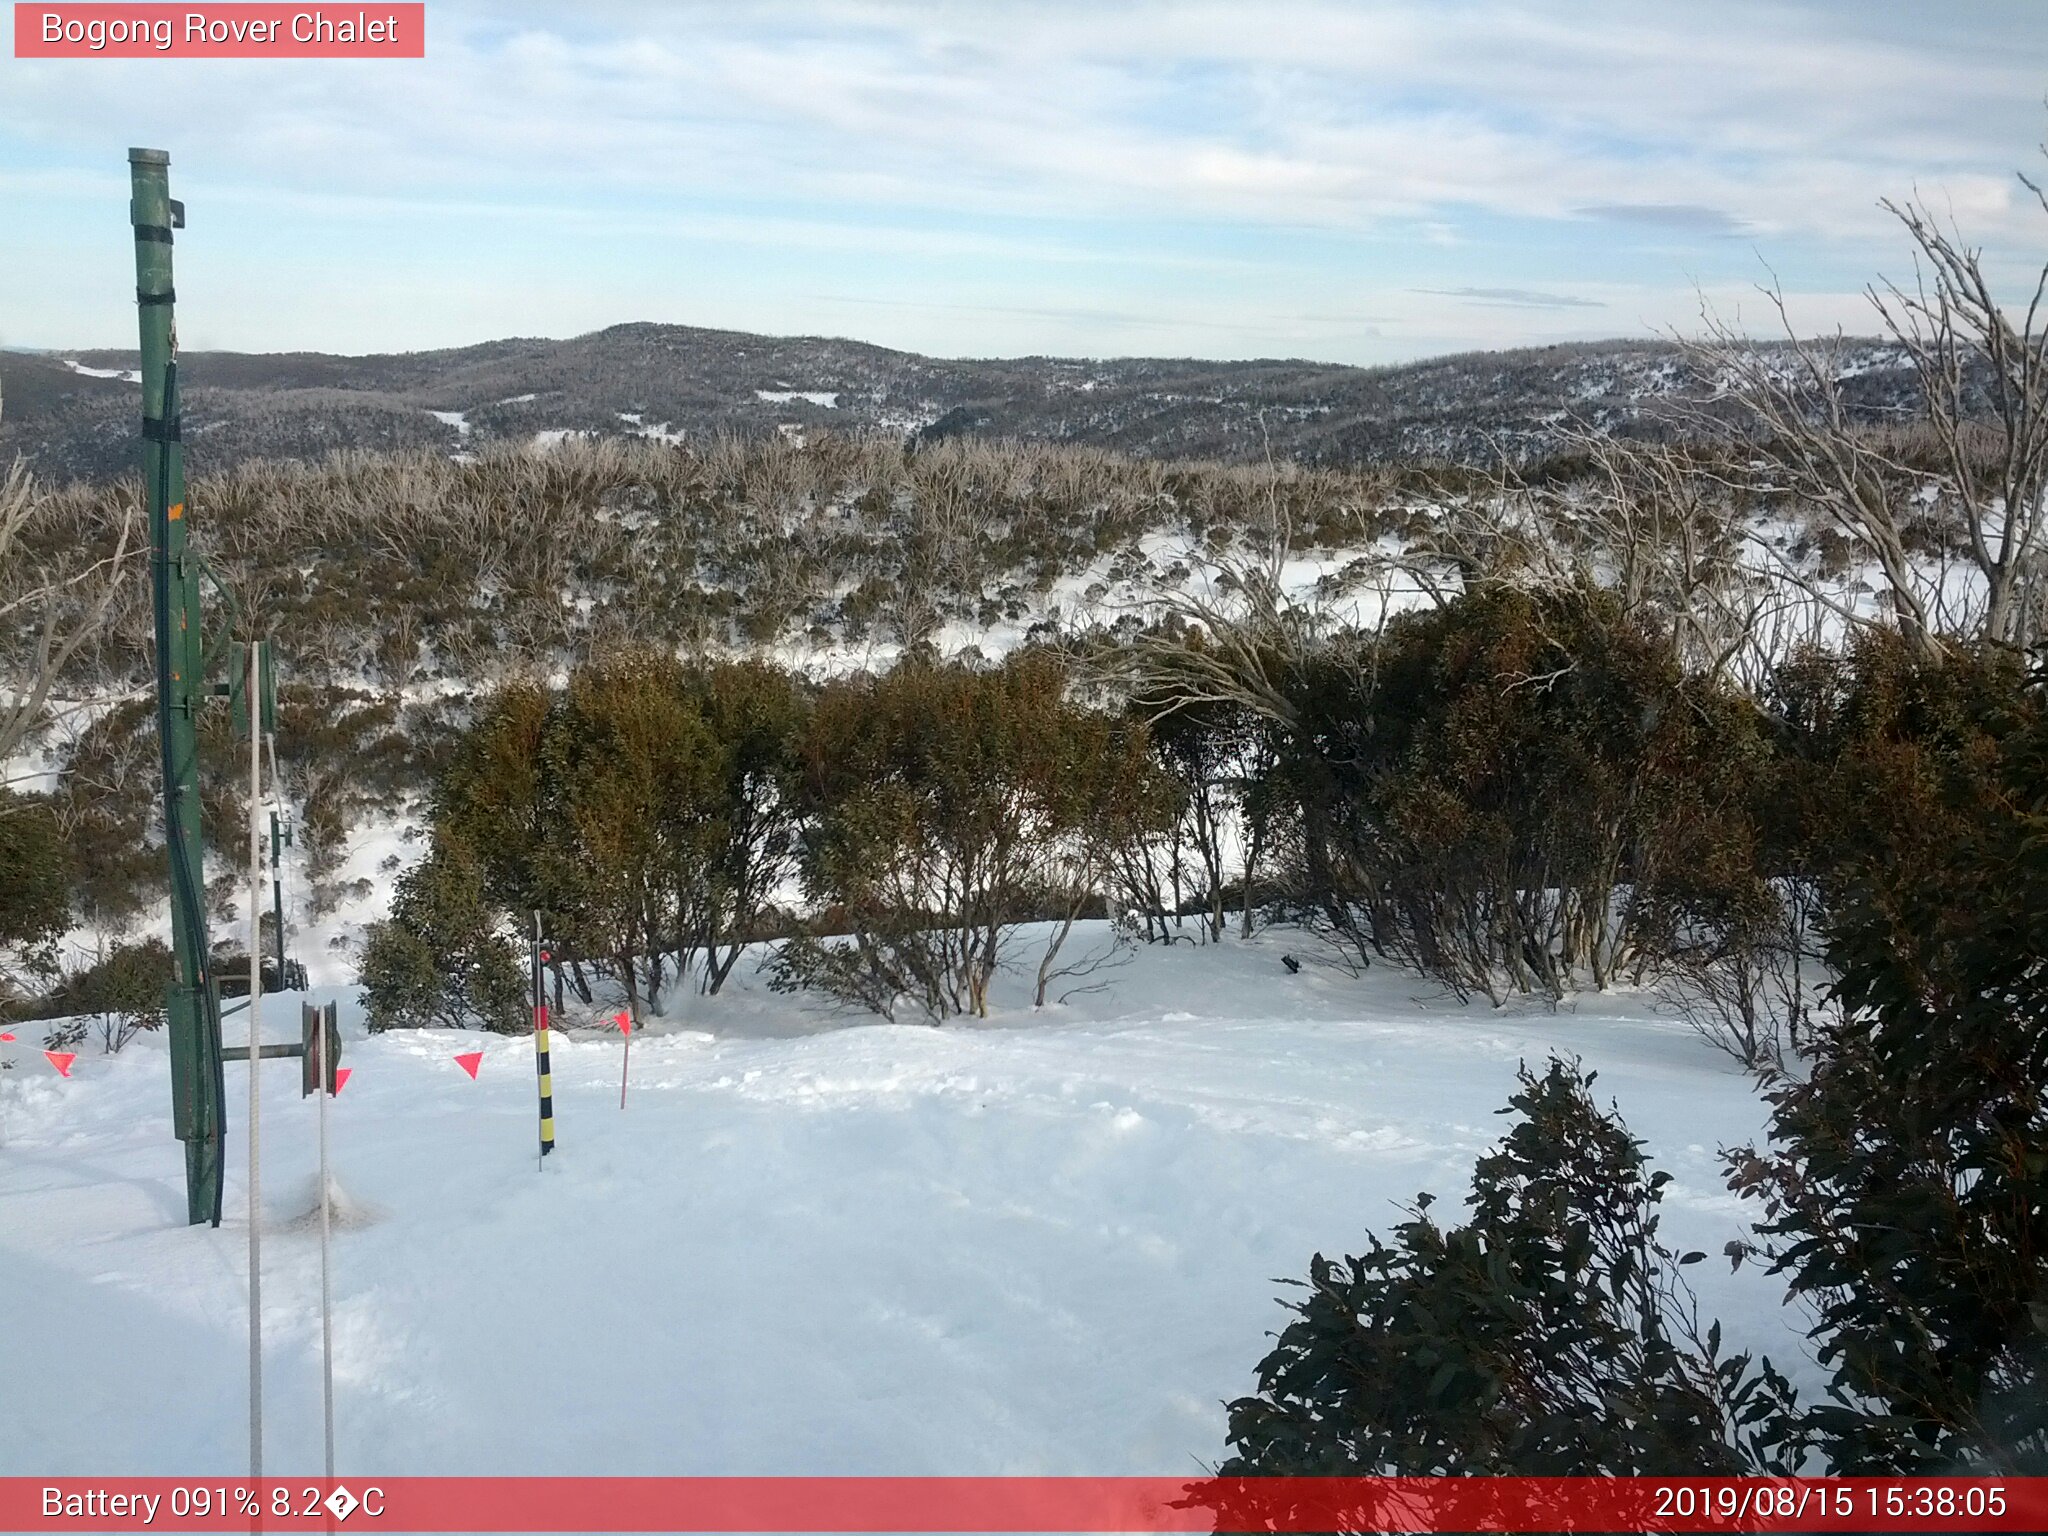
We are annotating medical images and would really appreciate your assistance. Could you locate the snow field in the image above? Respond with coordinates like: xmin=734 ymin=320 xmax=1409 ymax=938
xmin=0 ymin=926 xmax=1807 ymax=1478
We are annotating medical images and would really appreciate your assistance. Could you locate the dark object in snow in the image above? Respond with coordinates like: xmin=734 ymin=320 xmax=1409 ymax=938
xmin=1281 ymin=954 xmax=1300 ymax=974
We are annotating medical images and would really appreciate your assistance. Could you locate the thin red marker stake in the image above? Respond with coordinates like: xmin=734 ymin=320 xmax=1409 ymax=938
xmin=615 ymin=1010 xmax=632 ymax=1109
xmin=454 ymin=1050 xmax=483 ymax=1081
xmin=44 ymin=1051 xmax=76 ymax=1078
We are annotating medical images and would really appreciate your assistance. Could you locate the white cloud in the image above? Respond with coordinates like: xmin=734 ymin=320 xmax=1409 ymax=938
xmin=0 ymin=0 xmax=2040 ymax=358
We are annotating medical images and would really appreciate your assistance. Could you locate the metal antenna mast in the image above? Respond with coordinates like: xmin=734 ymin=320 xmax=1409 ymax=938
xmin=131 ymin=147 xmax=227 ymax=1228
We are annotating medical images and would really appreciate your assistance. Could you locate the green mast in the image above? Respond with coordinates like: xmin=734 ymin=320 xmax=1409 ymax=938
xmin=131 ymin=147 xmax=225 ymax=1227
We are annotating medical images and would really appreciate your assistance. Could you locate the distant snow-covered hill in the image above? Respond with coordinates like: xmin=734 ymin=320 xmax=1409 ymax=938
xmin=1 ymin=324 xmax=1923 ymax=481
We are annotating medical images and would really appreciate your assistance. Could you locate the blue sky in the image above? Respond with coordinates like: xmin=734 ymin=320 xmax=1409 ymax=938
xmin=1 ymin=0 xmax=2043 ymax=363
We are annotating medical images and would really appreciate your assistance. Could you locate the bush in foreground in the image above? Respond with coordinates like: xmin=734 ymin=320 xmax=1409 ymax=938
xmin=1727 ymin=658 xmax=2048 ymax=1473
xmin=1220 ymin=1059 xmax=1806 ymax=1477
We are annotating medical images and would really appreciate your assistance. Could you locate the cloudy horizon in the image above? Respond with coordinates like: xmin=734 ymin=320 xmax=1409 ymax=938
xmin=2 ymin=0 xmax=2043 ymax=365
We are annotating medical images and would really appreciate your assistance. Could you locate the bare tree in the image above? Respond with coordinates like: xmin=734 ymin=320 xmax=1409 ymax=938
xmin=1686 ymin=163 xmax=2048 ymax=660
xmin=895 ymin=444 xmax=998 ymax=651
xmin=1415 ymin=432 xmax=1809 ymax=691
xmin=1870 ymin=189 xmax=2048 ymax=648
xmin=1685 ymin=307 xmax=1945 ymax=662
xmin=0 ymin=391 xmax=138 ymax=778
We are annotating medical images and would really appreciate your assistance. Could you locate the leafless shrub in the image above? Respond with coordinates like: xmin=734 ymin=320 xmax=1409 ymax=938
xmin=0 ymin=389 xmax=139 ymax=771
xmin=1658 ymin=883 xmax=1833 ymax=1071
xmin=1679 ymin=160 xmax=2048 ymax=661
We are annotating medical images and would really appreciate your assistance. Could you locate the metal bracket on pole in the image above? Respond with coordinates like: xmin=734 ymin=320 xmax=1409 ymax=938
xmin=302 ymin=1005 xmax=341 ymax=1096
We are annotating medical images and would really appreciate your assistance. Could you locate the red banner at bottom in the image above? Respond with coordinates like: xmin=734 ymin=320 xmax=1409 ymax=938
xmin=2 ymin=1476 xmax=2042 ymax=1533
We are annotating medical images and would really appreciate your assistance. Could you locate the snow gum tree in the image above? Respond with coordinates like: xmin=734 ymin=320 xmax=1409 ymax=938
xmin=775 ymin=652 xmax=1163 ymax=1021
xmin=538 ymin=647 xmax=722 ymax=1024
xmin=690 ymin=659 xmax=808 ymax=995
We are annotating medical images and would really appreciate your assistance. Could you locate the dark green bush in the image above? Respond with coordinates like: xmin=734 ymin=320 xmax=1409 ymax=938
xmin=0 ymin=790 xmax=72 ymax=995
xmin=773 ymin=652 xmax=1165 ymax=1019
xmin=359 ymin=836 xmax=525 ymax=1032
xmin=1269 ymin=586 xmax=1770 ymax=1002
xmin=1728 ymin=648 xmax=2048 ymax=1472
xmin=1221 ymin=1058 xmax=1806 ymax=1479
xmin=435 ymin=652 xmax=811 ymax=1015
xmin=35 ymin=937 xmax=171 ymax=1053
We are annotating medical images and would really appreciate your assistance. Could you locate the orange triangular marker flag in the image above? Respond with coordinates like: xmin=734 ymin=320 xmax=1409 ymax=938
xmin=453 ymin=1051 xmax=483 ymax=1080
xmin=44 ymin=1051 xmax=76 ymax=1078
xmin=334 ymin=1067 xmax=352 ymax=1093
xmin=614 ymin=1010 xmax=631 ymax=1034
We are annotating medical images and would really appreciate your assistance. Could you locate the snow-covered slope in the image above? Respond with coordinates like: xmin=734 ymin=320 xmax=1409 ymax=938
xmin=0 ymin=925 xmax=1805 ymax=1477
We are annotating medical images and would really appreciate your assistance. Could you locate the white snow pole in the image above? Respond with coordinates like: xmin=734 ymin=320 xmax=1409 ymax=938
xmin=315 ymin=1009 xmax=335 ymax=1480
xmin=246 ymin=642 xmax=264 ymax=1483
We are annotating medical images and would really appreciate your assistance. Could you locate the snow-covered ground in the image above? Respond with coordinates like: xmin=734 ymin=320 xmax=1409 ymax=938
xmin=0 ymin=925 xmax=1807 ymax=1478
xmin=618 ymin=411 xmax=686 ymax=446
xmin=62 ymin=359 xmax=142 ymax=384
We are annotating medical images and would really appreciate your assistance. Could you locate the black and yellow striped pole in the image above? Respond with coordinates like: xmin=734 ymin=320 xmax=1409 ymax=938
xmin=531 ymin=911 xmax=556 ymax=1165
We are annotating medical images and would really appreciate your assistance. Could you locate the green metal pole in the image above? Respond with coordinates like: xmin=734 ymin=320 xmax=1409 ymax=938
xmin=270 ymin=812 xmax=286 ymax=990
xmin=132 ymin=147 xmax=224 ymax=1227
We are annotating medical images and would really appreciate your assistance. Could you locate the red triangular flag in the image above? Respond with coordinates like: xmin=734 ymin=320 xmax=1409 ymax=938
xmin=44 ymin=1050 xmax=76 ymax=1078
xmin=614 ymin=1010 xmax=632 ymax=1034
xmin=453 ymin=1050 xmax=483 ymax=1080
xmin=334 ymin=1067 xmax=352 ymax=1094
xmin=0 ymin=1031 xmax=16 ymax=1042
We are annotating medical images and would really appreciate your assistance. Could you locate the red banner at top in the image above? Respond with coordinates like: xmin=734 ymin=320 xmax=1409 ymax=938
xmin=13 ymin=4 xmax=425 ymax=57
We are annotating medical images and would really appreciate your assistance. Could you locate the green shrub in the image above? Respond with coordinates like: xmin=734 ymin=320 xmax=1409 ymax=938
xmin=1727 ymin=654 xmax=2048 ymax=1472
xmin=358 ymin=837 xmax=525 ymax=1032
xmin=37 ymin=937 xmax=171 ymax=1053
xmin=773 ymin=653 xmax=1163 ymax=1019
xmin=1220 ymin=1059 xmax=1806 ymax=1480
xmin=1268 ymin=586 xmax=1770 ymax=1001
xmin=0 ymin=791 xmax=71 ymax=995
